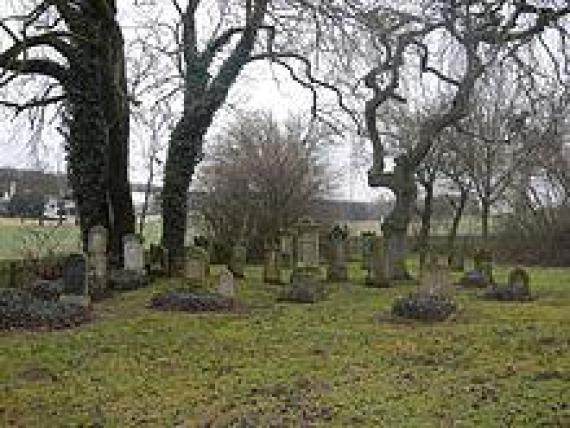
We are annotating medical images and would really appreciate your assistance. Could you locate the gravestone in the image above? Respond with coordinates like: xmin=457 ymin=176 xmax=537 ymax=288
xmin=361 ymin=232 xmax=376 ymax=272
xmin=482 ymin=267 xmax=531 ymax=301
xmin=327 ymin=225 xmax=348 ymax=282
xmin=123 ymin=234 xmax=145 ymax=273
xmin=217 ymin=267 xmax=235 ymax=298
xmin=229 ymin=242 xmax=247 ymax=278
xmin=149 ymin=244 xmax=168 ymax=275
xmin=63 ymin=254 xmax=88 ymax=295
xmin=474 ymin=249 xmax=493 ymax=283
xmin=278 ymin=229 xmax=295 ymax=269
xmin=366 ymin=236 xmax=390 ymax=287
xmin=448 ymin=252 xmax=465 ymax=272
xmin=293 ymin=217 xmax=320 ymax=278
xmin=87 ymin=225 xmax=108 ymax=298
xmin=184 ymin=246 xmax=208 ymax=286
xmin=263 ymin=246 xmax=281 ymax=284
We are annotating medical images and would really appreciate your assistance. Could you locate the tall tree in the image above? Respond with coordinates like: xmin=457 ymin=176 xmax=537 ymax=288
xmin=0 ymin=0 xmax=135 ymax=263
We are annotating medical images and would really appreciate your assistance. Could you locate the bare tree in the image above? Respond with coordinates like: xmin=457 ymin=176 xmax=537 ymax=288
xmin=196 ymin=110 xmax=332 ymax=261
xmin=363 ymin=1 xmax=569 ymax=279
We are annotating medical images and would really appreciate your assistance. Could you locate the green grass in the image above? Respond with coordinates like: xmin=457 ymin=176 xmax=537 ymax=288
xmin=0 ymin=221 xmax=162 ymax=260
xmin=1 ymin=264 xmax=569 ymax=426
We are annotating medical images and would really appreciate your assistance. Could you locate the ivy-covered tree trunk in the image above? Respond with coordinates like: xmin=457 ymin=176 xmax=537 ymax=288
xmin=64 ymin=3 xmax=134 ymax=265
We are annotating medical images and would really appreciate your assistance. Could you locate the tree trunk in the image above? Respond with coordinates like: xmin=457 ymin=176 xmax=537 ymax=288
xmin=380 ymin=157 xmax=417 ymax=280
xmin=418 ymin=179 xmax=434 ymax=272
xmin=65 ymin=6 xmax=134 ymax=265
xmin=162 ymin=119 xmax=202 ymax=273
xmin=481 ymin=197 xmax=491 ymax=246
xmin=447 ymin=187 xmax=468 ymax=255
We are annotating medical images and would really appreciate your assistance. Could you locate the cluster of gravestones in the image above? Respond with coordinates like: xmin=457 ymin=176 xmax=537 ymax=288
xmin=24 ymin=226 xmax=152 ymax=309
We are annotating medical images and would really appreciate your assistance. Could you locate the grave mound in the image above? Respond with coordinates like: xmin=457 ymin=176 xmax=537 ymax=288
xmin=392 ymin=290 xmax=457 ymax=322
xmin=149 ymin=290 xmax=235 ymax=313
xmin=0 ymin=289 xmax=90 ymax=331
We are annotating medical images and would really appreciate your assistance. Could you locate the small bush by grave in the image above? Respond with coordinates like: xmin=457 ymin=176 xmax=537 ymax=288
xmin=0 ymin=289 xmax=90 ymax=331
xmin=108 ymin=269 xmax=150 ymax=291
xmin=391 ymin=290 xmax=457 ymax=322
xmin=149 ymin=290 xmax=235 ymax=313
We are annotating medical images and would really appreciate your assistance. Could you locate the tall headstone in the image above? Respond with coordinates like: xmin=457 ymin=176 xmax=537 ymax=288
xmin=88 ymin=225 xmax=108 ymax=298
xmin=123 ymin=234 xmax=145 ymax=273
xmin=474 ymin=249 xmax=493 ymax=283
xmin=293 ymin=217 xmax=320 ymax=277
xmin=366 ymin=236 xmax=390 ymax=287
xmin=184 ymin=246 xmax=207 ymax=286
xmin=229 ymin=242 xmax=247 ymax=278
xmin=263 ymin=245 xmax=281 ymax=284
xmin=327 ymin=225 xmax=348 ymax=282
xmin=420 ymin=254 xmax=453 ymax=296
xmin=278 ymin=229 xmax=295 ymax=269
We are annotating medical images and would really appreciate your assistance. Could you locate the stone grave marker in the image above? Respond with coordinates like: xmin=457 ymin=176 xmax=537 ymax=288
xmin=123 ymin=234 xmax=145 ymax=273
xmin=229 ymin=242 xmax=247 ymax=278
xmin=88 ymin=225 xmax=108 ymax=297
xmin=217 ymin=267 xmax=235 ymax=298
xmin=327 ymin=224 xmax=348 ymax=282
xmin=60 ymin=253 xmax=90 ymax=307
xmin=366 ymin=236 xmax=390 ymax=287
xmin=184 ymin=246 xmax=207 ymax=286
xmin=278 ymin=229 xmax=294 ymax=269
xmin=293 ymin=217 xmax=320 ymax=278
xmin=263 ymin=246 xmax=281 ymax=284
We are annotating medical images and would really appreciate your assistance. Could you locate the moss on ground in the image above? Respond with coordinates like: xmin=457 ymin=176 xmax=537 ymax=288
xmin=0 ymin=264 xmax=569 ymax=426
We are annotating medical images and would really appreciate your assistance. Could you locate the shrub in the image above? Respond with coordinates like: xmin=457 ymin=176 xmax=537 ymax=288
xmin=392 ymin=291 xmax=457 ymax=321
xmin=0 ymin=289 xmax=90 ymax=331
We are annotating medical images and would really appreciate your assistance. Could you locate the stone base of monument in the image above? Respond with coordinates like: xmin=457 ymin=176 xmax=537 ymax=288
xmin=59 ymin=294 xmax=92 ymax=309
xmin=278 ymin=269 xmax=325 ymax=303
xmin=327 ymin=265 xmax=348 ymax=282
xmin=108 ymin=269 xmax=150 ymax=291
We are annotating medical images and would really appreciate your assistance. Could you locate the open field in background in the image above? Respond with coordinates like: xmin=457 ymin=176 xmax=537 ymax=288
xmin=0 ymin=263 xmax=569 ymax=426
xmin=0 ymin=218 xmax=162 ymax=260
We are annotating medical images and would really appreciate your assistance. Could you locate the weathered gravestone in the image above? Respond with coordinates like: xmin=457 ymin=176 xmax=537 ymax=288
xmin=149 ymin=244 xmax=168 ymax=275
xmin=278 ymin=229 xmax=295 ymax=269
xmin=293 ymin=217 xmax=321 ymax=278
xmin=217 ymin=267 xmax=236 ymax=298
xmin=263 ymin=245 xmax=281 ymax=285
xmin=420 ymin=254 xmax=453 ymax=296
xmin=87 ymin=225 xmax=108 ymax=298
xmin=229 ymin=242 xmax=247 ymax=278
xmin=184 ymin=246 xmax=208 ymax=286
xmin=60 ymin=253 xmax=90 ymax=307
xmin=366 ymin=236 xmax=390 ymax=287
xmin=327 ymin=225 xmax=348 ymax=282
xmin=123 ymin=234 xmax=145 ymax=273
xmin=280 ymin=217 xmax=324 ymax=302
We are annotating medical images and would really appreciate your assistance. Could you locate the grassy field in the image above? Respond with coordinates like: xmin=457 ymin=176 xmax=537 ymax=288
xmin=0 ymin=219 xmax=162 ymax=260
xmin=1 ymin=264 xmax=569 ymax=426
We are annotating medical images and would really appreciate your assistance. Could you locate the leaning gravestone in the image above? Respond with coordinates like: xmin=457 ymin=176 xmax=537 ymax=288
xmin=327 ymin=225 xmax=348 ymax=282
xmin=88 ymin=225 xmax=108 ymax=298
xmin=217 ymin=267 xmax=235 ymax=298
xmin=366 ymin=236 xmax=390 ymax=287
xmin=123 ymin=234 xmax=145 ymax=273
